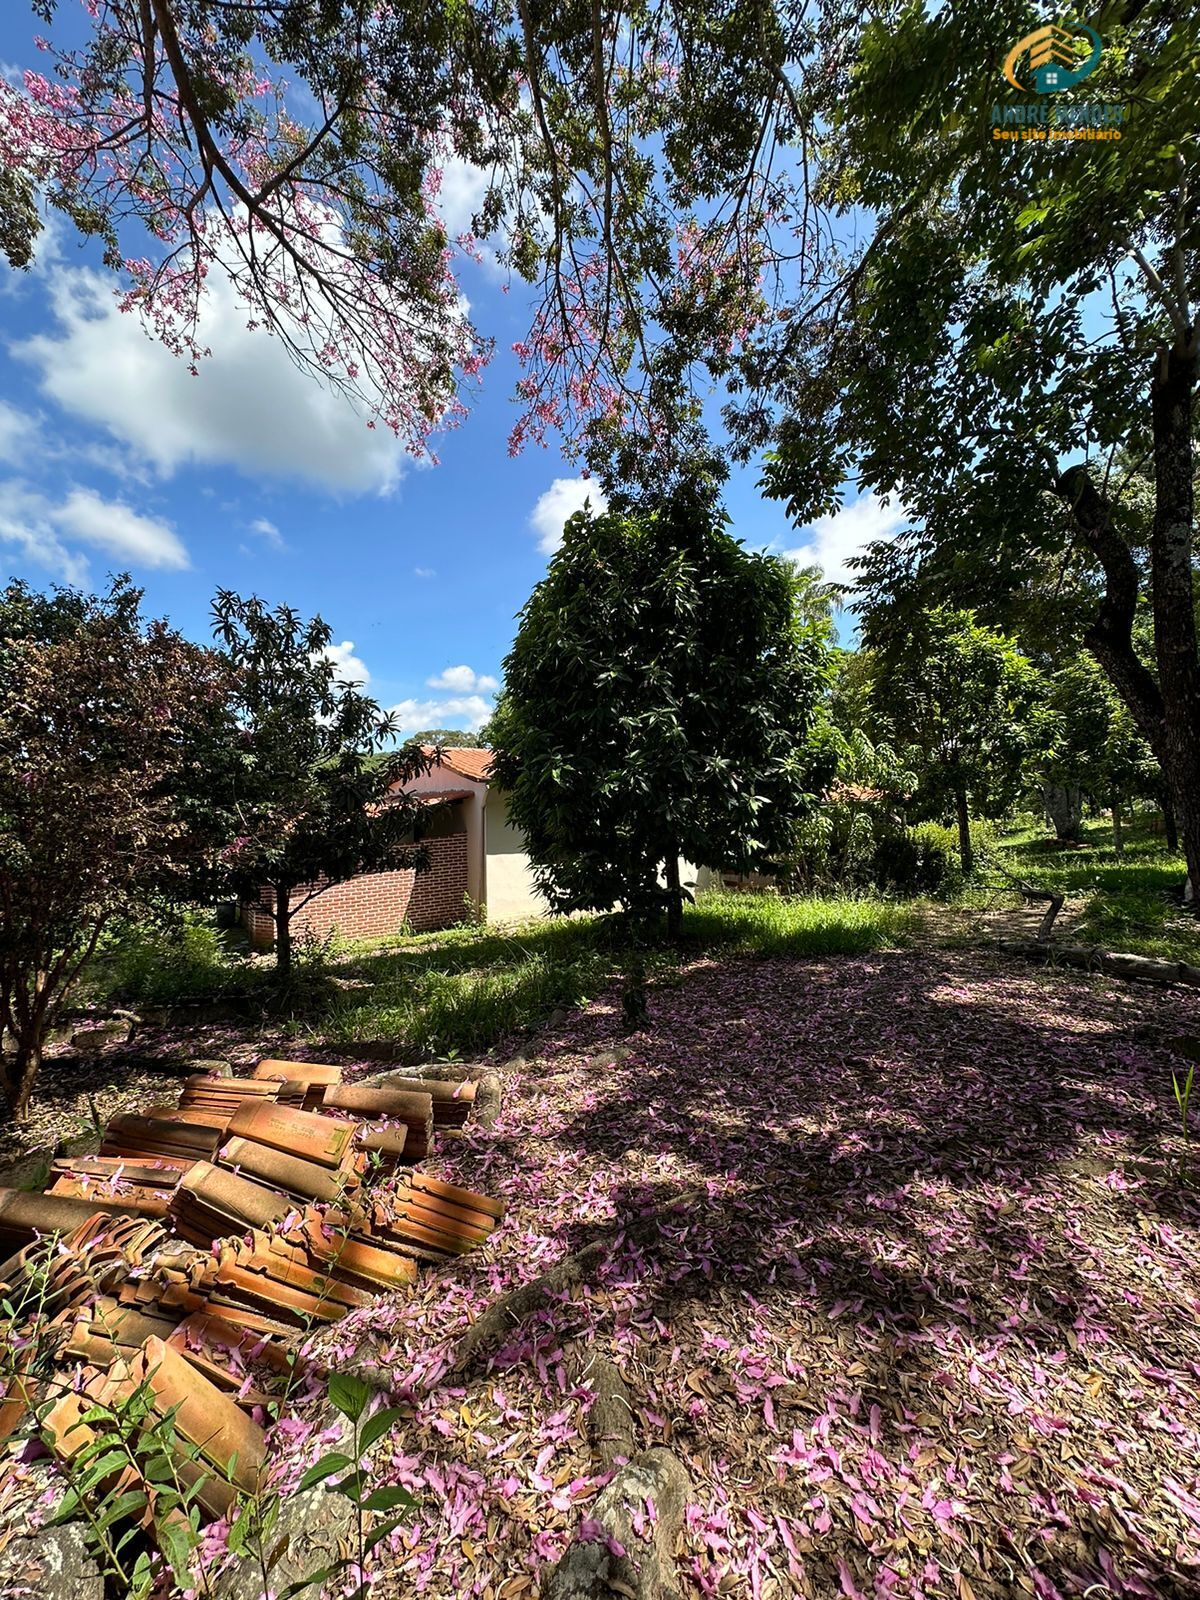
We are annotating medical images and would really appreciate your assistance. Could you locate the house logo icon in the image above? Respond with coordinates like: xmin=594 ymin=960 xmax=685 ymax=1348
xmin=1003 ymin=23 xmax=1103 ymax=93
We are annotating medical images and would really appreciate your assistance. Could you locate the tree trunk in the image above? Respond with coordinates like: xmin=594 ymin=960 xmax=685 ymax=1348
xmin=1111 ymin=788 xmax=1124 ymax=857
xmin=1149 ymin=343 xmax=1200 ymax=904
xmin=273 ymin=884 xmax=293 ymax=976
xmin=954 ymin=788 xmax=973 ymax=876
xmin=3 ymin=1040 xmax=42 ymax=1123
xmin=1161 ymin=788 xmax=1180 ymax=853
xmin=664 ymin=851 xmax=683 ymax=940
xmin=1042 ymin=782 xmax=1083 ymax=843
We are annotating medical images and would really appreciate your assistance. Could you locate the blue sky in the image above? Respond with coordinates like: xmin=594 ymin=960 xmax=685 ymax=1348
xmin=0 ymin=19 xmax=898 ymax=733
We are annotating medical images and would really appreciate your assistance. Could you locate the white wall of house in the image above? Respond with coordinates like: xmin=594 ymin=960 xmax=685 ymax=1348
xmin=403 ymin=754 xmax=707 ymax=927
xmin=483 ymin=787 xmax=547 ymax=923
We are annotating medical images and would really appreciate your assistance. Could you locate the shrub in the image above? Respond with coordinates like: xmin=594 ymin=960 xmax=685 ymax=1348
xmin=88 ymin=913 xmax=263 ymax=1008
xmin=875 ymin=820 xmax=997 ymax=895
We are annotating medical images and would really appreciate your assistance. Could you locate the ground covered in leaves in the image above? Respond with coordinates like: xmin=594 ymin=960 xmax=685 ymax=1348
xmin=278 ymin=948 xmax=1200 ymax=1600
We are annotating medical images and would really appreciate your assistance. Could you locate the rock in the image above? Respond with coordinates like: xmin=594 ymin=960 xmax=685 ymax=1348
xmin=70 ymin=1021 xmax=130 ymax=1053
xmin=5 ymin=1520 xmax=104 ymax=1600
xmin=56 ymin=1129 xmax=103 ymax=1161
xmin=213 ymin=1419 xmax=356 ymax=1600
xmin=187 ymin=1058 xmax=233 ymax=1077
xmin=0 ymin=1144 xmax=56 ymax=1190
xmin=587 ymin=1047 xmax=633 ymax=1072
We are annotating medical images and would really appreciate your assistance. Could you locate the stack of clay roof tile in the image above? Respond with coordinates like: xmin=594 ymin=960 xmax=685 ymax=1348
xmin=0 ymin=1054 xmax=503 ymax=1530
xmin=254 ymin=1059 xmax=475 ymax=1133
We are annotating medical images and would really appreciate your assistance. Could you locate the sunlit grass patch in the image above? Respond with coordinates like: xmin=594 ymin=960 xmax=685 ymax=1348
xmin=683 ymin=889 xmax=917 ymax=957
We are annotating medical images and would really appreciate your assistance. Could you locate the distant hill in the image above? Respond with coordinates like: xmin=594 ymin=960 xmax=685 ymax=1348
xmin=410 ymin=728 xmax=483 ymax=748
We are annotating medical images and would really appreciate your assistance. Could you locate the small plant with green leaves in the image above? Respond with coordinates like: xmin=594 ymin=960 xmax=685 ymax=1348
xmin=42 ymin=1378 xmax=211 ymax=1600
xmin=278 ymin=1371 xmax=415 ymax=1599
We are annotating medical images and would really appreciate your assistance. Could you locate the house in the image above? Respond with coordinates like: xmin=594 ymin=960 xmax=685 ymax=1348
xmin=403 ymin=746 xmax=545 ymax=925
xmin=242 ymin=747 xmax=546 ymax=947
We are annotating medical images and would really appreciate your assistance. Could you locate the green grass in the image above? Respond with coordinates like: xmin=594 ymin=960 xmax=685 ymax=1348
xmin=83 ymin=891 xmax=916 ymax=1062
xmin=320 ymin=918 xmax=614 ymax=1056
xmin=683 ymin=889 xmax=917 ymax=957
xmin=994 ymin=811 xmax=1199 ymax=964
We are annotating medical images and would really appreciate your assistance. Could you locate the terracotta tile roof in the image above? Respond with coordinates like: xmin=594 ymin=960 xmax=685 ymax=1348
xmin=421 ymin=746 xmax=493 ymax=783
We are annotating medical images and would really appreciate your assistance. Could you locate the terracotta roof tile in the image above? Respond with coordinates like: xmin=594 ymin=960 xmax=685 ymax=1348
xmin=421 ymin=746 xmax=493 ymax=782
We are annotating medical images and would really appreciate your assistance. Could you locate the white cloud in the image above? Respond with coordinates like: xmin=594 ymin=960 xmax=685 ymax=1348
xmin=54 ymin=487 xmax=188 ymax=569
xmin=426 ymin=664 xmax=498 ymax=693
xmin=389 ymin=694 xmax=493 ymax=733
xmin=16 ymin=263 xmax=412 ymax=494
xmin=324 ymin=640 xmax=370 ymax=685
xmin=413 ymin=566 xmax=436 ymax=579
xmin=0 ymin=400 xmax=36 ymax=465
xmin=0 ymin=480 xmax=88 ymax=583
xmin=780 ymin=492 xmax=907 ymax=592
xmin=0 ymin=478 xmax=188 ymax=579
xmin=436 ymin=156 xmax=492 ymax=241
xmin=249 ymin=516 xmax=286 ymax=550
xmin=529 ymin=476 xmax=608 ymax=555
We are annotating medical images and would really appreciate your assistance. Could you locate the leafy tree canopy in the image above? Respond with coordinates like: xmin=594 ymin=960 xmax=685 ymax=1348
xmin=208 ymin=591 xmax=430 ymax=972
xmin=868 ymin=607 xmax=1042 ymax=871
xmin=489 ymin=482 xmax=834 ymax=934
xmin=0 ymin=576 xmax=231 ymax=1118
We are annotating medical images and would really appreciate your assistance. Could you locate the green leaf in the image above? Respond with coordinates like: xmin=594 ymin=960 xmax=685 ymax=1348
xmin=358 ymin=1407 xmax=401 ymax=1455
xmin=360 ymin=1484 xmax=417 ymax=1513
xmin=297 ymin=1451 xmax=353 ymax=1492
xmin=327 ymin=1372 xmax=371 ymax=1422
xmin=96 ymin=1488 xmax=150 ymax=1528
xmin=333 ymin=1469 xmax=367 ymax=1504
xmin=364 ymin=1510 xmax=411 ymax=1550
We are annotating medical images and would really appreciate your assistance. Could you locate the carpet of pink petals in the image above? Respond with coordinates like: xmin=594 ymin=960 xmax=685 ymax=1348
xmin=293 ymin=949 xmax=1200 ymax=1600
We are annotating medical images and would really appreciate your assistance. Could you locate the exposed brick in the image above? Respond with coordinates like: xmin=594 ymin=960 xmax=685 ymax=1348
xmin=242 ymin=834 xmax=469 ymax=948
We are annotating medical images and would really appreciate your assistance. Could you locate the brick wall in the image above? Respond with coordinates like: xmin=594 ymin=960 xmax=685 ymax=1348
xmin=242 ymin=833 xmax=469 ymax=946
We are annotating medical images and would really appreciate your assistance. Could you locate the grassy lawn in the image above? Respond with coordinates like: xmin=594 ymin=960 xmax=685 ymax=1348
xmin=993 ymin=809 xmax=1199 ymax=963
xmin=85 ymin=891 xmax=916 ymax=1063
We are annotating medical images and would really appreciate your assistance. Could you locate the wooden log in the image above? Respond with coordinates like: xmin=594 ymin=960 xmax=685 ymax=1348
xmin=542 ymin=1449 xmax=689 ymax=1600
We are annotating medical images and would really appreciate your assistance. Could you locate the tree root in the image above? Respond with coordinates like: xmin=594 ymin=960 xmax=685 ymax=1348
xmin=573 ymin=1350 xmax=635 ymax=1472
xmin=451 ymin=1190 xmax=704 ymax=1378
xmin=543 ymin=1448 xmax=689 ymax=1600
